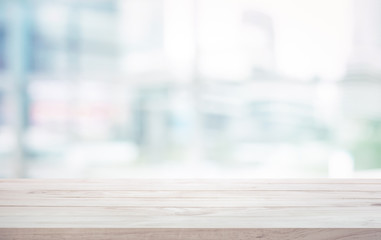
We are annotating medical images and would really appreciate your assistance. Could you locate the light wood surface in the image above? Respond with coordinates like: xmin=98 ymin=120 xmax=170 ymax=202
xmin=0 ymin=179 xmax=380 ymax=239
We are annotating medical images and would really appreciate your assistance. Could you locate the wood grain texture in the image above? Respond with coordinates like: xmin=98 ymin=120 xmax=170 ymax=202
xmin=1 ymin=229 xmax=381 ymax=240
xmin=0 ymin=179 xmax=380 ymax=239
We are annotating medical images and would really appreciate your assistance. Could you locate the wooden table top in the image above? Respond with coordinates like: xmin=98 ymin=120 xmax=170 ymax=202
xmin=0 ymin=179 xmax=381 ymax=239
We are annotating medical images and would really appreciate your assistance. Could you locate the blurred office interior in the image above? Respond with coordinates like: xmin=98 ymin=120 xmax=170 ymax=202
xmin=1 ymin=0 xmax=381 ymax=178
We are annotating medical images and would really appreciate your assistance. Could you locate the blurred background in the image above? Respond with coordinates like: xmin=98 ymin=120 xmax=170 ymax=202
xmin=1 ymin=0 xmax=381 ymax=178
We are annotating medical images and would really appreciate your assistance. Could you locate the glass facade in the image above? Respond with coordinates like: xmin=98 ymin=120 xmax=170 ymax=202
xmin=0 ymin=0 xmax=380 ymax=178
